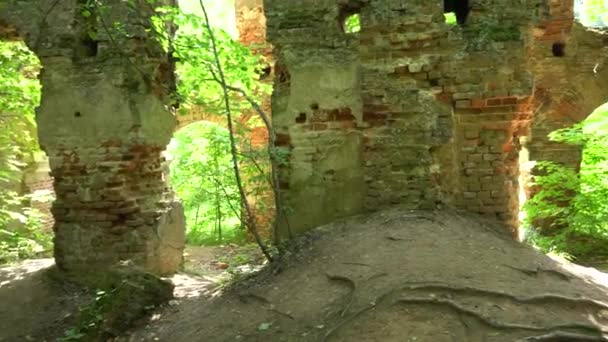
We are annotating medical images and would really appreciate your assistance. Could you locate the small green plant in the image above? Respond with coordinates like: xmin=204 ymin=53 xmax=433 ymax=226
xmin=59 ymin=289 xmax=113 ymax=341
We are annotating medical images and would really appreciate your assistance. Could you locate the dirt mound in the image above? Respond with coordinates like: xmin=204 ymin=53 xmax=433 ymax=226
xmin=124 ymin=208 xmax=608 ymax=341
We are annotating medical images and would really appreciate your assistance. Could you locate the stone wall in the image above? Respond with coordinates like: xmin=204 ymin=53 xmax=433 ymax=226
xmin=1 ymin=0 xmax=185 ymax=275
xmin=1 ymin=0 xmax=606 ymax=273
xmin=528 ymin=1 xmax=608 ymax=176
xmin=265 ymin=0 xmax=608 ymax=239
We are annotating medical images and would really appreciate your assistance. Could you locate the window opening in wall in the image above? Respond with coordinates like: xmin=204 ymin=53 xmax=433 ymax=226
xmin=343 ymin=13 xmax=361 ymax=34
xmin=444 ymin=0 xmax=470 ymax=25
xmin=338 ymin=2 xmax=363 ymax=34
xmin=574 ymin=0 xmax=608 ymax=28
xmin=444 ymin=12 xmax=457 ymax=25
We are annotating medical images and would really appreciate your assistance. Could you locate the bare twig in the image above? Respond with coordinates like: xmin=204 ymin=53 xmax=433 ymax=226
xmin=198 ymin=0 xmax=273 ymax=262
xmin=209 ymin=74 xmax=293 ymax=242
xmin=210 ymin=177 xmax=241 ymax=220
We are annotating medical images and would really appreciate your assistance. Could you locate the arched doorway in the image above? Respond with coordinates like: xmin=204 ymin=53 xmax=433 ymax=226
xmin=167 ymin=121 xmax=244 ymax=245
xmin=0 ymin=37 xmax=55 ymax=263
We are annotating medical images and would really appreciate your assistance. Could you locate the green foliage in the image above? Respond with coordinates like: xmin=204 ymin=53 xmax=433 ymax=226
xmin=149 ymin=4 xmax=276 ymax=245
xmin=168 ymin=122 xmax=246 ymax=245
xmin=151 ymin=6 xmax=269 ymax=113
xmin=523 ymin=103 xmax=608 ymax=258
xmin=344 ymin=14 xmax=361 ymax=33
xmin=0 ymin=207 xmax=52 ymax=263
xmin=59 ymin=289 xmax=113 ymax=341
xmin=577 ymin=0 xmax=608 ymax=27
xmin=0 ymin=41 xmax=51 ymax=263
xmin=444 ymin=12 xmax=457 ymax=26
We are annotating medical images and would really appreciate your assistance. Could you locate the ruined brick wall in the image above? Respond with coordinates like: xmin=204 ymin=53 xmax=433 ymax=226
xmin=264 ymin=0 xmax=607 ymax=239
xmin=527 ymin=1 xmax=608 ymax=177
xmin=1 ymin=0 xmax=185 ymax=275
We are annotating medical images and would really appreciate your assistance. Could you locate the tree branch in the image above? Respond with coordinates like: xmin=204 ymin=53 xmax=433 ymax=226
xmin=198 ymin=0 xmax=273 ymax=262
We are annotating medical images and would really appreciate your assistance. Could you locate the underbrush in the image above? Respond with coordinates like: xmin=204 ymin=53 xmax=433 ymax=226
xmin=523 ymin=103 xmax=608 ymax=261
xmin=0 ymin=207 xmax=53 ymax=264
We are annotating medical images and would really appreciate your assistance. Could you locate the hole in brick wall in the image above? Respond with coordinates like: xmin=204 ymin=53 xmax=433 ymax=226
xmin=342 ymin=14 xmax=361 ymax=33
xmin=444 ymin=0 xmax=470 ymax=25
xmin=552 ymin=42 xmax=566 ymax=57
xmin=338 ymin=2 xmax=364 ymax=34
xmin=311 ymin=103 xmax=319 ymax=110
xmin=295 ymin=112 xmax=307 ymax=124
xmin=259 ymin=65 xmax=272 ymax=80
xmin=79 ymin=36 xmax=98 ymax=57
xmin=74 ymin=111 xmax=82 ymax=117
xmin=274 ymin=61 xmax=290 ymax=87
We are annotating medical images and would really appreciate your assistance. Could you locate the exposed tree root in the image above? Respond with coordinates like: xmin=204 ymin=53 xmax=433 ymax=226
xmin=341 ymin=262 xmax=372 ymax=267
xmin=322 ymin=280 xmax=607 ymax=341
xmin=325 ymin=273 xmax=356 ymax=318
xmin=390 ymin=281 xmax=608 ymax=312
xmin=503 ymin=264 xmax=572 ymax=282
xmin=237 ymin=293 xmax=295 ymax=320
xmin=392 ymin=297 xmax=602 ymax=335
xmin=518 ymin=331 xmax=607 ymax=341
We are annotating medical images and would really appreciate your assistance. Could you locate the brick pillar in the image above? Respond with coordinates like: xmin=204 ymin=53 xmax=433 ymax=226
xmin=2 ymin=0 xmax=185 ymax=275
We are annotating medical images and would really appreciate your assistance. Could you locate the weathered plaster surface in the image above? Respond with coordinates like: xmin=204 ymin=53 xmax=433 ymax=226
xmin=1 ymin=0 xmax=185 ymax=275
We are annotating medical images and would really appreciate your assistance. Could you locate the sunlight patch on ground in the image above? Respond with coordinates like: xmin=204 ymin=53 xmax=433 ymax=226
xmin=0 ymin=258 xmax=53 ymax=288
xmin=549 ymin=253 xmax=608 ymax=292
xmin=168 ymin=273 xmax=216 ymax=299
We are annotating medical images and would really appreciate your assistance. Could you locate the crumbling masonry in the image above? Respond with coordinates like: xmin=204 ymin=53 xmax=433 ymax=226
xmin=1 ymin=0 xmax=607 ymax=274
xmin=1 ymin=0 xmax=184 ymax=274
xmin=261 ymin=0 xmax=608 ymax=239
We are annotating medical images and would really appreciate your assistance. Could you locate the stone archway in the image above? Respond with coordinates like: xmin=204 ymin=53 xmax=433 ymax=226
xmin=1 ymin=1 xmax=185 ymax=275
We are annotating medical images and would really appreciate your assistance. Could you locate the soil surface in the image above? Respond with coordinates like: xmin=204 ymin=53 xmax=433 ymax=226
xmin=0 ymin=259 xmax=90 ymax=341
xmin=3 ymin=208 xmax=608 ymax=341
xmin=124 ymin=208 xmax=608 ymax=342
xmin=0 ymin=245 xmax=264 ymax=341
